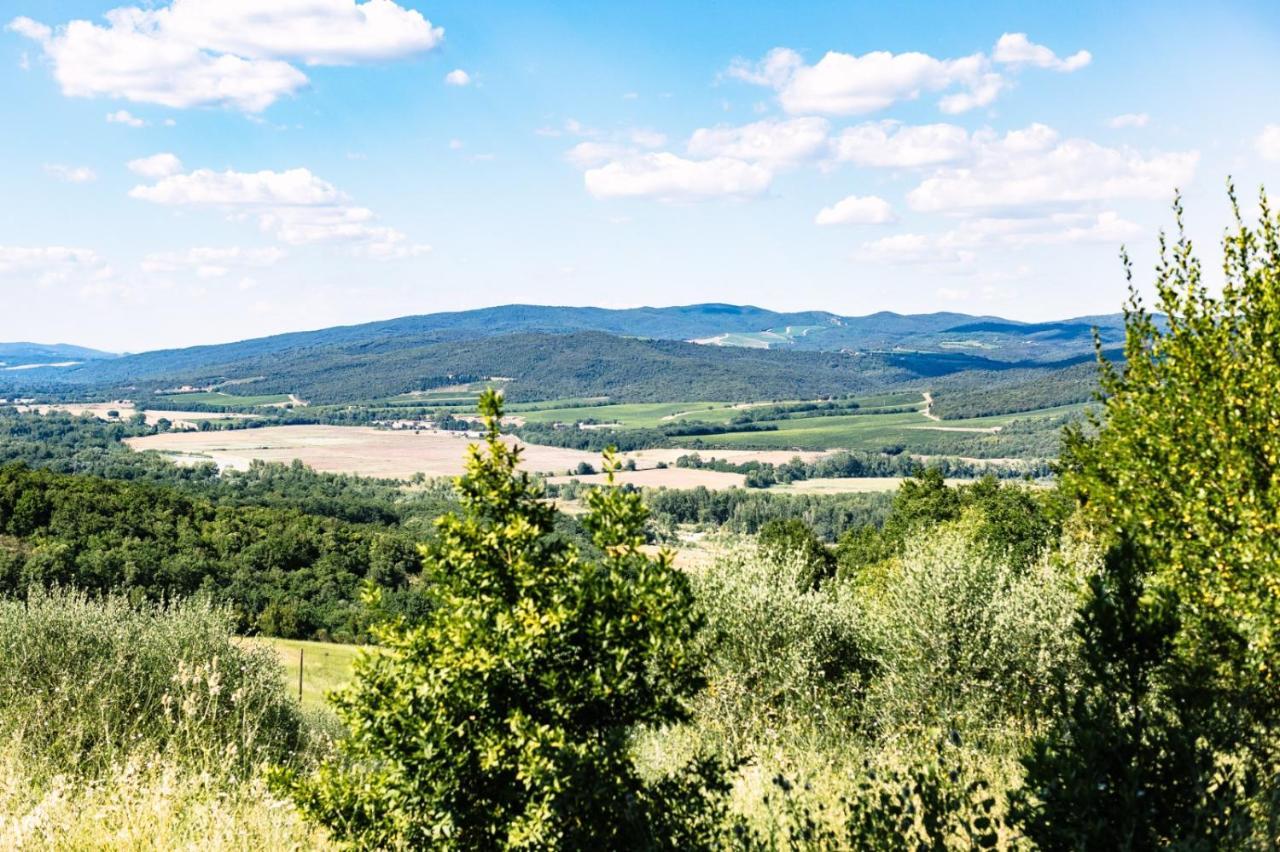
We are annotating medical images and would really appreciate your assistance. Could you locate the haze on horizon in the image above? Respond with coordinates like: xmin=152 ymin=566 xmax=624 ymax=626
xmin=3 ymin=0 xmax=1280 ymax=352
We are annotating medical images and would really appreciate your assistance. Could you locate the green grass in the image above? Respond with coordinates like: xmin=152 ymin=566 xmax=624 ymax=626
xmin=156 ymin=391 xmax=292 ymax=407
xmin=248 ymin=637 xmax=362 ymax=711
xmin=672 ymin=402 xmax=1088 ymax=451
xmin=517 ymin=401 xmax=741 ymax=428
xmin=513 ymin=394 xmax=930 ymax=430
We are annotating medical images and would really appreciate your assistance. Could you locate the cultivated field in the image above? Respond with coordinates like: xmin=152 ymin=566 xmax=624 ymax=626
xmin=16 ymin=401 xmax=259 ymax=429
xmin=126 ymin=425 xmax=613 ymax=478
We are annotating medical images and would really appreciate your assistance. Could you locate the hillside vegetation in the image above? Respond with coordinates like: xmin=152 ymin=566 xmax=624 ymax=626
xmin=3 ymin=196 xmax=1278 ymax=848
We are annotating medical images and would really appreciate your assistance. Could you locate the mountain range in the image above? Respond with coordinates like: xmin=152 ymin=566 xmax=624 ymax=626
xmin=0 ymin=303 xmax=1124 ymax=406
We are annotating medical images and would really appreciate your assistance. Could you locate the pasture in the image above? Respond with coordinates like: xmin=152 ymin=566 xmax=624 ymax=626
xmin=248 ymin=636 xmax=363 ymax=710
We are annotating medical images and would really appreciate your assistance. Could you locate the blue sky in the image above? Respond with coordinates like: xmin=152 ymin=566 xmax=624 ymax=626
xmin=3 ymin=0 xmax=1280 ymax=351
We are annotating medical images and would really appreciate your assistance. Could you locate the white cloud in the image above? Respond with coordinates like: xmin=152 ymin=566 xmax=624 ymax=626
xmin=129 ymin=167 xmax=343 ymax=206
xmin=105 ymin=109 xmax=146 ymax=127
xmin=127 ymin=152 xmax=184 ymax=179
xmin=852 ymin=210 xmax=1142 ymax=267
xmin=687 ymin=117 xmax=829 ymax=167
xmin=565 ymin=141 xmax=630 ymax=168
xmin=906 ymin=124 xmax=1198 ymax=213
xmin=728 ymin=46 xmax=999 ymax=116
xmin=444 ymin=68 xmax=471 ymax=86
xmin=44 ymin=164 xmax=97 ymax=183
xmin=1255 ymin=125 xmax=1280 ymax=162
xmin=853 ymin=233 xmax=974 ymax=266
xmin=1109 ymin=112 xmax=1150 ymax=129
xmin=141 ymin=245 xmax=287 ymax=275
xmin=0 ymin=246 xmax=111 ymax=288
xmin=0 ymin=246 xmax=99 ymax=275
xmin=629 ymin=128 xmax=668 ymax=148
xmin=832 ymin=121 xmax=971 ymax=167
xmin=815 ymin=194 xmax=895 ymax=225
xmin=134 ymin=0 xmax=442 ymax=65
xmin=728 ymin=34 xmax=1089 ymax=117
xmin=584 ymin=153 xmax=772 ymax=201
xmin=9 ymin=1 xmax=443 ymax=112
xmin=993 ymin=33 xmax=1091 ymax=72
xmin=129 ymin=165 xmax=428 ymax=257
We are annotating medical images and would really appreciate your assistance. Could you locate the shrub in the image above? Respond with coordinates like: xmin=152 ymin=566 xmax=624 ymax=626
xmin=279 ymin=390 xmax=724 ymax=849
xmin=862 ymin=522 xmax=1088 ymax=743
xmin=756 ymin=517 xmax=836 ymax=590
xmin=0 ymin=586 xmax=305 ymax=781
xmin=690 ymin=548 xmax=869 ymax=756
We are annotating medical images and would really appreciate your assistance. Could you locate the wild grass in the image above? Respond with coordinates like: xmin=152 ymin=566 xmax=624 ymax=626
xmin=0 ymin=588 xmax=336 ymax=850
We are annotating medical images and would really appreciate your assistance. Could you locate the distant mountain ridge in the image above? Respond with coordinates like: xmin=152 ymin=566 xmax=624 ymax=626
xmin=0 ymin=342 xmax=117 ymax=368
xmin=0 ymin=303 xmax=1127 ymax=405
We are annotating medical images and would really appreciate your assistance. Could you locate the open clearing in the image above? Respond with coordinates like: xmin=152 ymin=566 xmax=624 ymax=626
xmin=126 ymin=425 xmax=613 ymax=478
xmin=245 ymin=636 xmax=363 ymax=711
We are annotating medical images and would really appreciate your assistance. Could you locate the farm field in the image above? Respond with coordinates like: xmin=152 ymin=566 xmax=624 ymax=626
xmin=673 ymin=402 xmax=1088 ymax=452
xmin=125 ymin=425 xmax=612 ymax=478
xmin=16 ymin=401 xmax=260 ymax=428
xmin=512 ymin=392 xmax=926 ymax=430
xmin=155 ymin=391 xmax=294 ymax=407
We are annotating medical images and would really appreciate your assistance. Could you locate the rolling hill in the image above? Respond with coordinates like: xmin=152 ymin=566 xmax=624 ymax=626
xmin=0 ymin=303 xmax=1123 ymax=409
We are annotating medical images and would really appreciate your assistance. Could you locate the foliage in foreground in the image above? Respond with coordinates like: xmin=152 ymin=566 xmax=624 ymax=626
xmin=0 ymin=587 xmax=306 ymax=782
xmin=279 ymin=390 xmax=725 ymax=850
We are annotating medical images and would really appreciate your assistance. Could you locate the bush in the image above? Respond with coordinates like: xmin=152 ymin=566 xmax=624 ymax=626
xmin=690 ymin=549 xmax=869 ymax=756
xmin=0 ymin=587 xmax=306 ymax=781
xmin=862 ymin=522 xmax=1089 ymax=744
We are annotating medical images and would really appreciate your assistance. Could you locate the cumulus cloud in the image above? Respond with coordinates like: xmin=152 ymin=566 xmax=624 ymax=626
xmin=584 ymin=153 xmax=772 ymax=201
xmin=727 ymin=46 xmax=998 ymax=115
xmin=129 ymin=165 xmax=428 ymax=257
xmin=1255 ymin=125 xmax=1280 ymax=162
xmin=905 ymin=124 xmax=1198 ymax=213
xmin=727 ymin=33 xmax=1088 ymax=117
xmin=815 ymin=194 xmax=895 ymax=225
xmin=444 ymin=68 xmax=471 ymax=86
xmin=687 ymin=117 xmax=830 ymax=167
xmin=44 ymin=164 xmax=97 ymax=183
xmin=105 ymin=108 xmax=146 ymax=127
xmin=129 ymin=167 xmax=343 ymax=206
xmin=831 ymin=121 xmax=971 ymax=167
xmin=127 ymin=152 xmax=184 ymax=179
xmin=9 ymin=0 xmax=443 ymax=112
xmin=1109 ymin=112 xmax=1150 ymax=129
xmin=992 ymin=33 xmax=1091 ymax=72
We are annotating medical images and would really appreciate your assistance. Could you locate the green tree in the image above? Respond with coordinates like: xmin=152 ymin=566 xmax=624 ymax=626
xmin=279 ymin=390 xmax=724 ymax=849
xmin=756 ymin=517 xmax=836 ymax=590
xmin=1010 ymin=539 xmax=1249 ymax=849
xmin=1061 ymin=188 xmax=1280 ymax=721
